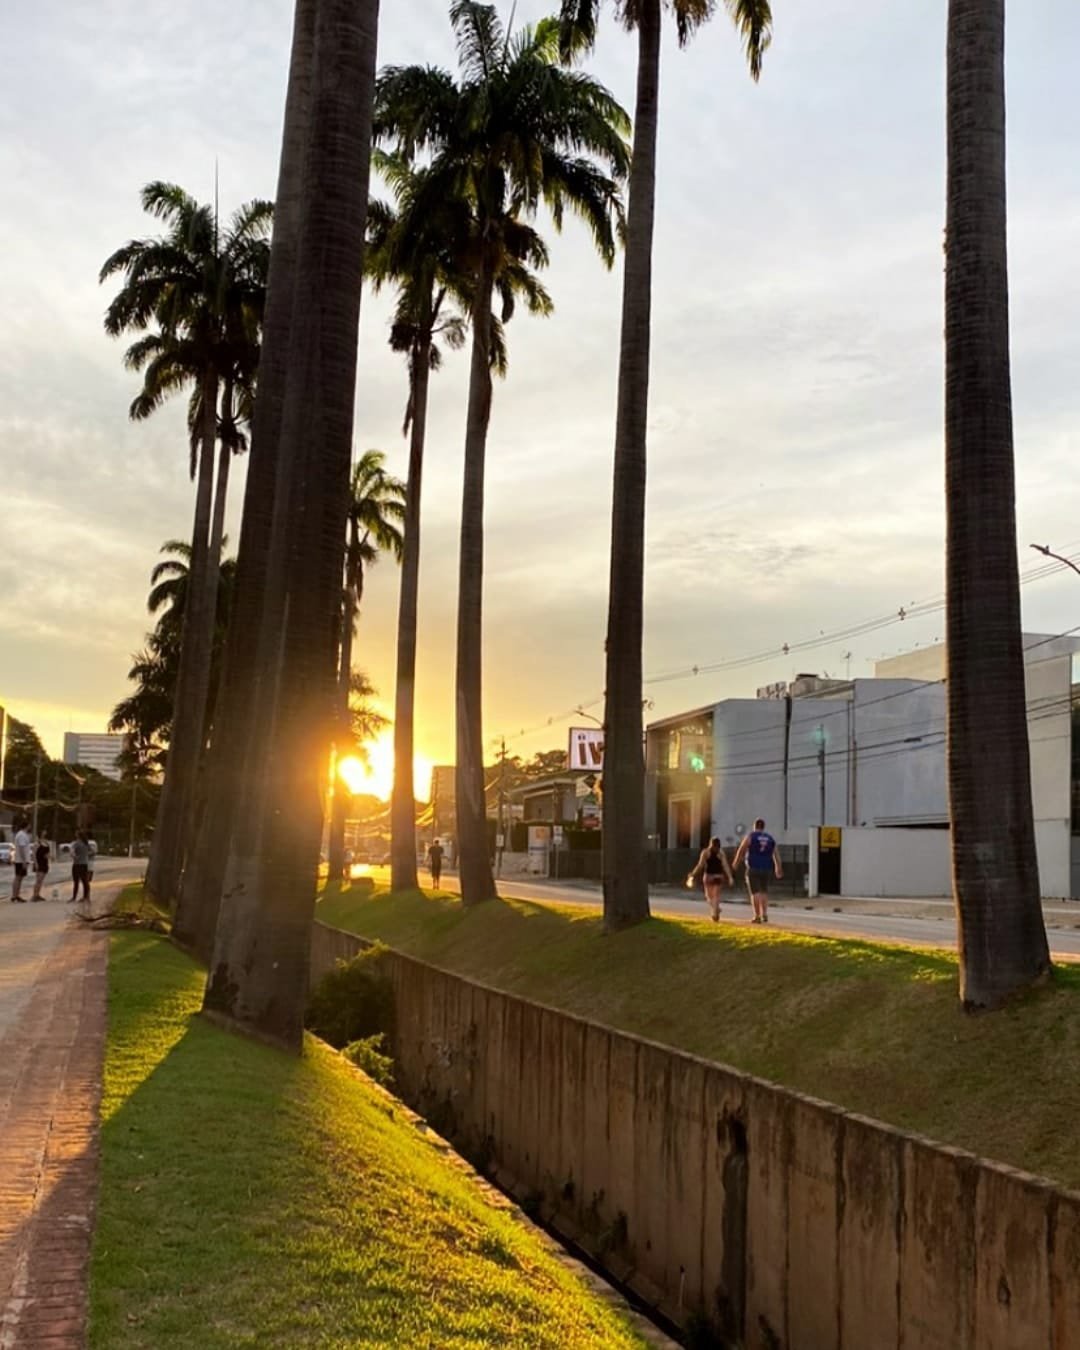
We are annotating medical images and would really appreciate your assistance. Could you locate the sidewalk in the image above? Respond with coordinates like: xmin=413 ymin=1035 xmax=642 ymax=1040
xmin=0 ymin=889 xmax=110 ymax=1349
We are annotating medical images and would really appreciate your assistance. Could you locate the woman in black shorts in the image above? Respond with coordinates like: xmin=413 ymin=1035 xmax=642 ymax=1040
xmin=694 ymin=837 xmax=734 ymax=922
xmin=31 ymin=834 xmax=50 ymax=901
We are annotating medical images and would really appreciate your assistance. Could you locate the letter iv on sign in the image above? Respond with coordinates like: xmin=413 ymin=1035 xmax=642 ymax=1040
xmin=568 ymin=727 xmax=604 ymax=771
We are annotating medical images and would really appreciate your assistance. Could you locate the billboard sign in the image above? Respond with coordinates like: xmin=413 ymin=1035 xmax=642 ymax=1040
xmin=568 ymin=726 xmax=604 ymax=771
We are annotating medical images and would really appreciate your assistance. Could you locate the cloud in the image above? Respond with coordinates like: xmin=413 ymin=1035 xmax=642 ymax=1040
xmin=4 ymin=0 xmax=1080 ymax=766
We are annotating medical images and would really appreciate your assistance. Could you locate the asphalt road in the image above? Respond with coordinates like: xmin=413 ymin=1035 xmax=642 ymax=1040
xmin=0 ymin=854 xmax=146 ymax=904
xmin=423 ymin=869 xmax=1080 ymax=961
xmin=18 ymin=856 xmax=1078 ymax=962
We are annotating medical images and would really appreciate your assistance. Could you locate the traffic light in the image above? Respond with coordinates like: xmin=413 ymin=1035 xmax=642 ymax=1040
xmin=688 ymin=753 xmax=706 ymax=773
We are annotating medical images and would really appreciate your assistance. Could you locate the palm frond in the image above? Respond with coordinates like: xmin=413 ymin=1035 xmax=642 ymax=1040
xmin=719 ymin=0 xmax=772 ymax=76
xmin=450 ymin=1 xmax=504 ymax=81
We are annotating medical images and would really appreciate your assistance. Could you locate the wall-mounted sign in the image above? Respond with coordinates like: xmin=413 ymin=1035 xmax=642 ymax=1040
xmin=568 ymin=726 xmax=604 ymax=771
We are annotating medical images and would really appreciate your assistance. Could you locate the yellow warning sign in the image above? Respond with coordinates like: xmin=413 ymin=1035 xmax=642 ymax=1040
xmin=820 ymin=826 xmax=841 ymax=849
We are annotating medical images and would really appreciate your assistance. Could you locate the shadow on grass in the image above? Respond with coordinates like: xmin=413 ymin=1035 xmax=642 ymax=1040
xmin=318 ymin=878 xmax=963 ymax=983
xmin=315 ymin=878 xmax=1080 ymax=1191
xmin=91 ymin=933 xmax=647 ymax=1350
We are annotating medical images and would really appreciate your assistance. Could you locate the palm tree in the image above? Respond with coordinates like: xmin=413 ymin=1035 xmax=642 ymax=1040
xmin=375 ymin=1 xmax=630 ymax=906
xmin=204 ymin=0 xmax=380 ymax=1049
xmin=101 ymin=183 xmax=270 ymax=913
xmin=328 ymin=452 xmax=405 ymax=878
xmin=174 ymin=0 xmax=318 ymax=962
xmin=944 ymin=0 xmax=1050 ymax=1006
xmin=366 ymin=158 xmax=472 ymax=893
xmin=110 ymin=540 xmax=237 ymax=768
xmin=560 ymin=0 xmax=770 ymax=931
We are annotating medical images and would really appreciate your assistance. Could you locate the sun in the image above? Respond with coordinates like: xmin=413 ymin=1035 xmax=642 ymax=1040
xmin=337 ymin=733 xmax=433 ymax=804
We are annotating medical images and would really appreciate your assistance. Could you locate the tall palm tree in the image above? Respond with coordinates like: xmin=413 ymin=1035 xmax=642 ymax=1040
xmin=366 ymin=158 xmax=475 ymax=893
xmin=560 ymin=0 xmax=771 ymax=932
xmin=375 ymin=1 xmax=630 ymax=906
xmin=204 ymin=0 xmax=381 ymax=1049
xmin=944 ymin=0 xmax=1050 ymax=1006
xmin=147 ymin=537 xmax=234 ymax=636
xmin=101 ymin=184 xmax=270 ymax=913
xmin=111 ymin=540 xmax=237 ymax=768
xmin=328 ymin=451 xmax=405 ymax=877
xmin=174 ymin=0 xmax=319 ymax=962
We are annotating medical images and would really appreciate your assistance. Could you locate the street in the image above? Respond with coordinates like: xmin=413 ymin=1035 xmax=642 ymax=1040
xmin=1 ymin=855 xmax=146 ymax=908
xmin=418 ymin=868 xmax=1080 ymax=961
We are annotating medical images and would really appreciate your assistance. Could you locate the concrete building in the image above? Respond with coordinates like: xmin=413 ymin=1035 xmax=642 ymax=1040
xmin=645 ymin=634 xmax=1080 ymax=898
xmin=63 ymin=732 xmax=126 ymax=781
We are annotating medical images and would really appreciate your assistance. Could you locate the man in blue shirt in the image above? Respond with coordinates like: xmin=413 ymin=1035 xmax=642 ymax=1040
xmin=733 ymin=817 xmax=783 ymax=925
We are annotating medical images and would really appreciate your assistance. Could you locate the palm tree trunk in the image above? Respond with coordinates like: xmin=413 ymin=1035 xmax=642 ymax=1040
xmin=390 ymin=345 xmax=431 ymax=893
xmin=327 ymin=549 xmax=358 ymax=880
xmin=456 ymin=261 xmax=498 ymax=906
xmin=146 ymin=368 xmax=218 ymax=910
xmin=174 ymin=0 xmax=317 ymax=961
xmin=205 ymin=0 xmax=380 ymax=1048
xmin=945 ymin=0 xmax=1049 ymax=1007
xmin=600 ymin=0 xmax=660 ymax=932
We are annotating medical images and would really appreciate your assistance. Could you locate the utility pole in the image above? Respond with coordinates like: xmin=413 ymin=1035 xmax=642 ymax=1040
xmin=128 ymin=779 xmax=138 ymax=859
xmin=496 ymin=736 xmax=506 ymax=877
xmin=31 ymin=754 xmax=42 ymax=837
xmin=817 ymin=724 xmax=826 ymax=827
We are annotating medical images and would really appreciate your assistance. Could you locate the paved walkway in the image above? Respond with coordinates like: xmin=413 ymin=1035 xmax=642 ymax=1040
xmin=0 ymin=890 xmax=110 ymax=1349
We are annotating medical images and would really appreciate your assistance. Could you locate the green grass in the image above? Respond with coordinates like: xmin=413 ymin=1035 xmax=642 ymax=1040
xmin=317 ymin=882 xmax=1080 ymax=1192
xmin=112 ymin=881 xmax=170 ymax=924
xmin=90 ymin=932 xmax=649 ymax=1349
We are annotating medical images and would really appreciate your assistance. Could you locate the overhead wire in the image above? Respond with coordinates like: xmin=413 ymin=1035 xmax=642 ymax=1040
xmin=498 ymin=548 xmax=1080 ymax=749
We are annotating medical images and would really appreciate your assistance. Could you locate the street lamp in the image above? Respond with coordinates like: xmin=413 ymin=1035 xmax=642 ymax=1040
xmin=1030 ymin=543 xmax=1080 ymax=579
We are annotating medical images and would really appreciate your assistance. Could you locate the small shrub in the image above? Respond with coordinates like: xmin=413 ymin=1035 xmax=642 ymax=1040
xmin=342 ymin=1033 xmax=395 ymax=1088
xmin=306 ymin=943 xmax=394 ymax=1049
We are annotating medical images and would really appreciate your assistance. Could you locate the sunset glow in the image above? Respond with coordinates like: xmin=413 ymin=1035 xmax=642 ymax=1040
xmin=337 ymin=734 xmax=433 ymax=804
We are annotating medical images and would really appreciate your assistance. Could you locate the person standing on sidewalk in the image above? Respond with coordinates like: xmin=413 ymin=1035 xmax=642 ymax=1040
xmin=31 ymin=833 xmax=51 ymax=901
xmin=70 ymin=831 xmax=92 ymax=906
xmin=427 ymin=840 xmax=444 ymax=889
xmin=733 ymin=818 xmax=782 ymax=925
xmin=10 ymin=818 xmax=32 ymax=902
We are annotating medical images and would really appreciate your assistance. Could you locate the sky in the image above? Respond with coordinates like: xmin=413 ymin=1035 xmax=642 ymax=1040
xmin=3 ymin=0 xmax=1080 ymax=778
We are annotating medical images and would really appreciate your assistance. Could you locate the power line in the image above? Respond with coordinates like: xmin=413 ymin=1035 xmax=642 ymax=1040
xmin=499 ymin=550 xmax=1080 ymax=750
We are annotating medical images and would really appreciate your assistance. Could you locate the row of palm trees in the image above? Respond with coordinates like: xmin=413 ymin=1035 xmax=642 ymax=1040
xmin=102 ymin=0 xmax=1048 ymax=1048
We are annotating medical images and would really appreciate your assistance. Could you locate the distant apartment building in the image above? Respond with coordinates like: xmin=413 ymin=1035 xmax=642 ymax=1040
xmin=64 ymin=732 xmax=126 ymax=781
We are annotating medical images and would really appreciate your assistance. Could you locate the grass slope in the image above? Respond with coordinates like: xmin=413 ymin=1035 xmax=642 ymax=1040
xmin=90 ymin=932 xmax=648 ymax=1349
xmin=318 ymin=883 xmax=1080 ymax=1191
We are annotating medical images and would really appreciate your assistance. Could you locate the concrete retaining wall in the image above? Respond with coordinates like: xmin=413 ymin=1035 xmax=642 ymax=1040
xmin=311 ymin=922 xmax=1080 ymax=1348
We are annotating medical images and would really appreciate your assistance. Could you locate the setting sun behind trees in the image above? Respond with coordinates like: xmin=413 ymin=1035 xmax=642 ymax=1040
xmin=338 ymin=733 xmax=433 ymax=804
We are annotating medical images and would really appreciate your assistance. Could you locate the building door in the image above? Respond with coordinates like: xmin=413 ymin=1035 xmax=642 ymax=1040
xmin=668 ymin=795 xmax=697 ymax=850
xmin=817 ymin=826 xmax=842 ymax=895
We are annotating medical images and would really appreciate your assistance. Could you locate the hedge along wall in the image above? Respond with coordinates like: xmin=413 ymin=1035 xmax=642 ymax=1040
xmin=310 ymin=922 xmax=1080 ymax=1349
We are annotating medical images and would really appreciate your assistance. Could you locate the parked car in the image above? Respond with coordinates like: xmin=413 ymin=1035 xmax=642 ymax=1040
xmin=0 ymin=842 xmax=13 ymax=865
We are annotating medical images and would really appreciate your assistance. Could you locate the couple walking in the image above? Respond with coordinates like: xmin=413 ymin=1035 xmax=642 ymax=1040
xmin=691 ymin=818 xmax=783 ymax=925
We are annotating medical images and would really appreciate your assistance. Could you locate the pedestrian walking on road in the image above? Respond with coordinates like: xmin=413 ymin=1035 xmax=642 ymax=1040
xmin=689 ymin=837 xmax=734 ymax=922
xmin=31 ymin=833 xmax=51 ymax=901
xmin=427 ymin=840 xmax=444 ymax=889
xmin=10 ymin=819 xmax=32 ymax=902
xmin=70 ymin=831 xmax=92 ymax=906
xmin=733 ymin=818 xmax=782 ymax=925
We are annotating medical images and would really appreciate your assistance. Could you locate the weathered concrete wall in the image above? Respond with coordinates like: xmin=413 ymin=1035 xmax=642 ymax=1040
xmin=311 ymin=922 xmax=1080 ymax=1348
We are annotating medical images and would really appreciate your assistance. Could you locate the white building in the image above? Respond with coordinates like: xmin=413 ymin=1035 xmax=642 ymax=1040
xmin=645 ymin=635 xmax=1080 ymax=899
xmin=63 ymin=732 xmax=126 ymax=781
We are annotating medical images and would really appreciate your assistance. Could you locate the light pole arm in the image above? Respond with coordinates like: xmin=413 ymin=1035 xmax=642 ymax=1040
xmin=1030 ymin=543 xmax=1080 ymax=580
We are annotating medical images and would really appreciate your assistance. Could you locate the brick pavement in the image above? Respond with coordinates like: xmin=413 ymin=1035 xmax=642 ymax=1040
xmin=0 ymin=893 xmax=110 ymax=1350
